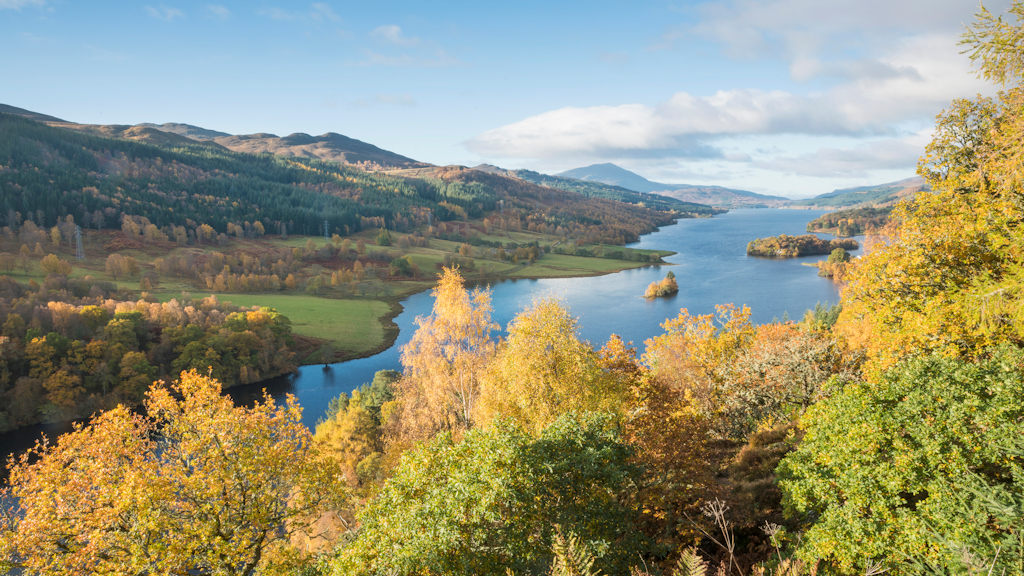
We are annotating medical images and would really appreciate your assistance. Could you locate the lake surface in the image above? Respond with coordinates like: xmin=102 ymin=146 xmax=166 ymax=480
xmin=230 ymin=208 xmax=857 ymax=430
xmin=0 ymin=209 xmax=854 ymax=457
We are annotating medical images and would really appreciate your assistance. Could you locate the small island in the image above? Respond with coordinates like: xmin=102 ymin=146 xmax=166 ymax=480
xmin=747 ymin=234 xmax=858 ymax=258
xmin=644 ymin=270 xmax=679 ymax=298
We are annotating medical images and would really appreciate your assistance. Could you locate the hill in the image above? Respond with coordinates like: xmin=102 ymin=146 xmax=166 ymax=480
xmin=138 ymin=122 xmax=231 ymax=141
xmin=211 ymin=132 xmax=430 ymax=171
xmin=0 ymin=111 xmax=682 ymax=245
xmin=0 ymin=103 xmax=429 ymax=171
xmin=790 ymin=176 xmax=928 ymax=208
xmin=0 ymin=103 xmax=66 ymax=123
xmin=556 ymin=162 xmax=790 ymax=208
xmin=470 ymin=164 xmax=722 ymax=216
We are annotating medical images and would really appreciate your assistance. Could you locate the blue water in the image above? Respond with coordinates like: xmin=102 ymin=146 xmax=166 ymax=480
xmin=229 ymin=208 xmax=857 ymax=430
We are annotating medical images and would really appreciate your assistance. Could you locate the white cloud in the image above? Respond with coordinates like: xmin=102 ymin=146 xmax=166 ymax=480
xmin=468 ymin=32 xmax=989 ymax=161
xmin=754 ymin=137 xmax=926 ymax=178
xmin=206 ymin=4 xmax=229 ymax=19
xmin=145 ymin=5 xmax=184 ymax=22
xmin=370 ymin=25 xmax=420 ymax=47
xmin=685 ymin=0 xmax=1012 ymax=60
xmin=0 ymin=0 xmax=45 ymax=9
xmin=310 ymin=3 xmax=340 ymax=22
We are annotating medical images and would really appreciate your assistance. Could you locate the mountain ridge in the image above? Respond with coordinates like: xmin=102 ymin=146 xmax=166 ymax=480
xmin=0 ymin=103 xmax=429 ymax=170
xmin=790 ymin=176 xmax=928 ymax=209
xmin=556 ymin=162 xmax=791 ymax=208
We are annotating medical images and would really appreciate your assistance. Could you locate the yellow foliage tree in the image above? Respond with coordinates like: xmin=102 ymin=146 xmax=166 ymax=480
xmin=642 ymin=304 xmax=755 ymax=438
xmin=395 ymin=267 xmax=497 ymax=440
xmin=0 ymin=370 xmax=346 ymax=576
xmin=476 ymin=298 xmax=630 ymax=435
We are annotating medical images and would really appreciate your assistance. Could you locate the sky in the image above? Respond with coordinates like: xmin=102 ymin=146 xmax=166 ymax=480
xmin=0 ymin=0 xmax=1013 ymax=198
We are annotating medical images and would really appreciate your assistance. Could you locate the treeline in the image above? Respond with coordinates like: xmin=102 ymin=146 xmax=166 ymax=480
xmin=0 ymin=275 xmax=295 ymax=431
xmin=805 ymin=206 xmax=892 ymax=237
xmin=746 ymin=234 xmax=858 ymax=257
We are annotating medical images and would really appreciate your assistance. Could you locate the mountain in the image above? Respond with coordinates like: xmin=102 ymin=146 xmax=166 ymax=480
xmin=211 ymin=132 xmax=430 ymax=171
xmin=790 ymin=176 xmax=928 ymax=209
xmin=558 ymin=163 xmax=671 ymax=194
xmin=556 ymin=163 xmax=790 ymax=208
xmin=138 ymin=122 xmax=231 ymax=141
xmin=470 ymin=164 xmax=722 ymax=216
xmin=0 ymin=103 xmax=428 ymax=170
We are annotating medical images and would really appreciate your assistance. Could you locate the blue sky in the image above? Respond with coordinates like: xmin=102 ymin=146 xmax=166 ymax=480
xmin=1 ymin=0 xmax=1012 ymax=198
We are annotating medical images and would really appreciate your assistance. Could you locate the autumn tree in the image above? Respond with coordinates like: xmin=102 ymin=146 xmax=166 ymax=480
xmin=39 ymin=254 xmax=71 ymax=276
xmin=838 ymin=3 xmax=1024 ymax=369
xmin=0 ymin=370 xmax=346 ymax=576
xmin=393 ymin=267 xmax=497 ymax=441
xmin=476 ymin=298 xmax=629 ymax=435
xmin=642 ymin=304 xmax=755 ymax=438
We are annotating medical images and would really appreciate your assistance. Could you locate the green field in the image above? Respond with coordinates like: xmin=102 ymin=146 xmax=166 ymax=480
xmin=154 ymin=292 xmax=391 ymax=360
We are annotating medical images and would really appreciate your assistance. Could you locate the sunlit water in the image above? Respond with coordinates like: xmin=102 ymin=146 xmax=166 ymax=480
xmin=0 ymin=208 xmax=856 ymax=457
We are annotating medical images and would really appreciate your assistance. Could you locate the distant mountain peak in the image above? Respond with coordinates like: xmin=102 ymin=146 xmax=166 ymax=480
xmin=555 ymin=163 xmax=789 ymax=207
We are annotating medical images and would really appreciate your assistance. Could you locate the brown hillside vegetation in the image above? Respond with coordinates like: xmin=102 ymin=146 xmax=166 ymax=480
xmin=44 ymin=121 xmax=228 ymax=150
xmin=211 ymin=132 xmax=432 ymax=171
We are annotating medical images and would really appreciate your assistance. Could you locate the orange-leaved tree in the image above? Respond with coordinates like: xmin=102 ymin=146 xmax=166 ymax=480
xmin=642 ymin=304 xmax=755 ymax=439
xmin=0 ymin=370 xmax=346 ymax=576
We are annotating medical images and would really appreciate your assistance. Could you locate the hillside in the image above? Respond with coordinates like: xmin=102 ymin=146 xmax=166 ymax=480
xmin=0 ymin=103 xmax=429 ymax=171
xmin=211 ymin=132 xmax=431 ymax=171
xmin=0 ymin=103 xmax=66 ymax=123
xmin=557 ymin=162 xmax=791 ymax=208
xmin=470 ymin=164 xmax=722 ymax=215
xmin=790 ymin=176 xmax=928 ymax=208
xmin=0 ymin=111 xmax=684 ymax=245
xmin=138 ymin=122 xmax=231 ymax=140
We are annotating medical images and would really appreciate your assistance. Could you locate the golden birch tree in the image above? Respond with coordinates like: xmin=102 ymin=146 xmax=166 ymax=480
xmin=476 ymin=298 xmax=629 ymax=435
xmin=395 ymin=267 xmax=497 ymax=441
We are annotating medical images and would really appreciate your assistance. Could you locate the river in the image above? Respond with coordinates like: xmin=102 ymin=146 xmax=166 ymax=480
xmin=230 ymin=208 xmax=857 ymax=430
xmin=0 ymin=208 xmax=855 ymax=456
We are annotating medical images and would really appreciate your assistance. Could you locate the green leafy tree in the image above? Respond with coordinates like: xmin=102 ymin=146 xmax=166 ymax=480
xmin=331 ymin=412 xmax=644 ymax=576
xmin=778 ymin=347 xmax=1024 ymax=573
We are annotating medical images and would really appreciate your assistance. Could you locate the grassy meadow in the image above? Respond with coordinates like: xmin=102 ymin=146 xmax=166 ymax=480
xmin=1 ymin=224 xmax=672 ymax=364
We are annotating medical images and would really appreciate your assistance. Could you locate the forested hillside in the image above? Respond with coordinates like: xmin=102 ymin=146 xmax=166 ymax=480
xmin=0 ymin=113 xmax=682 ymax=246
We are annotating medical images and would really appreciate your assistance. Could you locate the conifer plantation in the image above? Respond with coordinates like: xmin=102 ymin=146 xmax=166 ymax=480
xmin=4 ymin=2 xmax=1024 ymax=575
